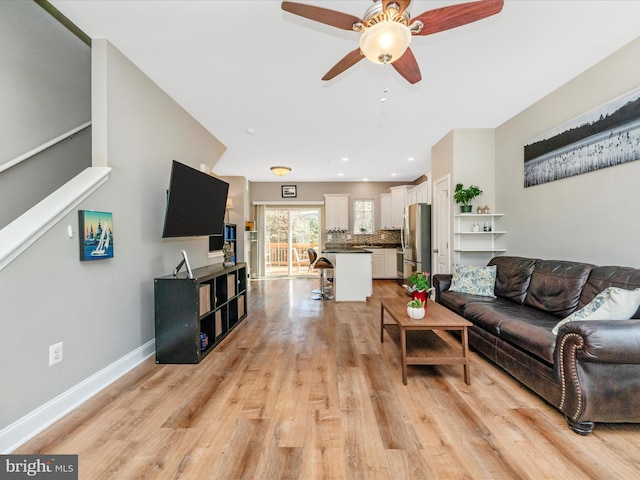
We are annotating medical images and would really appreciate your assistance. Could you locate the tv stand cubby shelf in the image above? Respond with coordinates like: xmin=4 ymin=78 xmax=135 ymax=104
xmin=154 ymin=262 xmax=247 ymax=364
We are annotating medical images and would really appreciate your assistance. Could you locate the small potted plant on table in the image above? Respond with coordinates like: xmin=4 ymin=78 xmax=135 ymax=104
xmin=454 ymin=183 xmax=483 ymax=213
xmin=407 ymin=298 xmax=426 ymax=319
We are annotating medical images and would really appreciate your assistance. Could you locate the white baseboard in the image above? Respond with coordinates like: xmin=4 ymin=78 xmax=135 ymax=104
xmin=0 ymin=339 xmax=155 ymax=454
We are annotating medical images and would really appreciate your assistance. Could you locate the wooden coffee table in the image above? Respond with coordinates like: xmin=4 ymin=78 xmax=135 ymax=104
xmin=380 ymin=298 xmax=472 ymax=385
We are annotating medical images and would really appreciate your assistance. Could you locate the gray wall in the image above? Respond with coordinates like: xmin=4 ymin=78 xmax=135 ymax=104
xmin=219 ymin=175 xmax=246 ymax=262
xmin=0 ymin=38 xmax=226 ymax=431
xmin=250 ymin=181 xmax=407 ymax=204
xmin=0 ymin=1 xmax=91 ymax=228
xmin=495 ymin=37 xmax=640 ymax=267
xmin=250 ymin=180 xmax=408 ymax=231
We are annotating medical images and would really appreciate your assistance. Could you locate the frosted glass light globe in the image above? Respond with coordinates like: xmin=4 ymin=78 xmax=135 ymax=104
xmin=359 ymin=21 xmax=411 ymax=64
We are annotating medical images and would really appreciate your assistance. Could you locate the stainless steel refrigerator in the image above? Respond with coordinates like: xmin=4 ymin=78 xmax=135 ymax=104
xmin=400 ymin=203 xmax=432 ymax=281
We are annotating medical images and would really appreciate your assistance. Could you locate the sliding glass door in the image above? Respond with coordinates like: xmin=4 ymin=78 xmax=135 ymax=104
xmin=265 ymin=207 xmax=320 ymax=277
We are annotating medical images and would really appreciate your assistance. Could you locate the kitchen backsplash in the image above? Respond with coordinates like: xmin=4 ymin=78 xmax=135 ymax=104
xmin=325 ymin=230 xmax=401 ymax=246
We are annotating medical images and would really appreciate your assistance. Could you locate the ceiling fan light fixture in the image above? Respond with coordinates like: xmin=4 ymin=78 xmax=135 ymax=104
xmin=359 ymin=20 xmax=411 ymax=65
xmin=270 ymin=166 xmax=292 ymax=176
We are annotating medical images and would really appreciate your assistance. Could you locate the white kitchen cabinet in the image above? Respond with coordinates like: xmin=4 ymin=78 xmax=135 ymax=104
xmin=390 ymin=186 xmax=408 ymax=229
xmin=371 ymin=250 xmax=385 ymax=278
xmin=407 ymin=188 xmax=417 ymax=206
xmin=324 ymin=194 xmax=349 ymax=231
xmin=334 ymin=252 xmax=372 ymax=301
xmin=371 ymin=248 xmax=399 ymax=279
xmin=409 ymin=181 xmax=431 ymax=205
xmin=384 ymin=249 xmax=397 ymax=277
xmin=379 ymin=193 xmax=392 ymax=230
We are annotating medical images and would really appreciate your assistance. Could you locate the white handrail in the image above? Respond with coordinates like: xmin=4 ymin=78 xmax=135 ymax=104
xmin=0 ymin=166 xmax=111 ymax=271
xmin=0 ymin=121 xmax=92 ymax=174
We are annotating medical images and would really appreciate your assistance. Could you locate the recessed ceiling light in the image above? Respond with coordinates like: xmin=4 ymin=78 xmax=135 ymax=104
xmin=341 ymin=157 xmax=349 ymax=162
xmin=246 ymin=127 xmax=257 ymax=135
xmin=391 ymin=173 xmax=397 ymax=176
xmin=338 ymin=173 xmax=344 ymax=176
xmin=407 ymin=157 xmax=415 ymax=162
xmin=363 ymin=178 xmax=368 ymax=182
xmin=380 ymin=97 xmax=386 ymax=102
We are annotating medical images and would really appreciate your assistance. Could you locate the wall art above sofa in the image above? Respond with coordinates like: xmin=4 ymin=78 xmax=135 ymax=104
xmin=524 ymin=85 xmax=640 ymax=187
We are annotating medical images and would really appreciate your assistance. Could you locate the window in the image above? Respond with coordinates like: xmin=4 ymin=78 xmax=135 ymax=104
xmin=354 ymin=199 xmax=374 ymax=234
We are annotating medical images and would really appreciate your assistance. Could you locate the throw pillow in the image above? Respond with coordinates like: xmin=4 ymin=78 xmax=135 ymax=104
xmin=448 ymin=264 xmax=497 ymax=298
xmin=552 ymin=287 xmax=640 ymax=335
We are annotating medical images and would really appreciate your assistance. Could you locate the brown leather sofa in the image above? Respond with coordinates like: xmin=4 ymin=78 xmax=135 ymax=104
xmin=433 ymin=256 xmax=640 ymax=435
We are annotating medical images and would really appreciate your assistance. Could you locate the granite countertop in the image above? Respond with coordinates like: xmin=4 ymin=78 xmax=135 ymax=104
xmin=324 ymin=243 xmax=401 ymax=250
xmin=322 ymin=247 xmax=371 ymax=254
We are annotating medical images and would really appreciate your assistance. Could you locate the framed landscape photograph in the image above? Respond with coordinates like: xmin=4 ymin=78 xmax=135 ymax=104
xmin=524 ymin=85 xmax=640 ymax=187
xmin=281 ymin=185 xmax=297 ymax=198
xmin=78 ymin=210 xmax=114 ymax=261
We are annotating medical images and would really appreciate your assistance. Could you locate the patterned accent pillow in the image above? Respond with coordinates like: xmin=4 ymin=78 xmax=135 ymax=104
xmin=552 ymin=287 xmax=640 ymax=335
xmin=448 ymin=264 xmax=497 ymax=298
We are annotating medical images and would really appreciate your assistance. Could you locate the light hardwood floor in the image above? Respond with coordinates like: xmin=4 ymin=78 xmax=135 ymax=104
xmin=15 ymin=278 xmax=640 ymax=479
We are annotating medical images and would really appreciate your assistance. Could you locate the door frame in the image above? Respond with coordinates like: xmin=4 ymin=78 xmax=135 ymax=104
xmin=263 ymin=205 xmax=322 ymax=277
xmin=433 ymin=174 xmax=452 ymax=274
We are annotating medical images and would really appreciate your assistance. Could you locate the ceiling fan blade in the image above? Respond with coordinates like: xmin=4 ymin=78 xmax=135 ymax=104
xmin=382 ymin=0 xmax=412 ymax=17
xmin=412 ymin=0 xmax=504 ymax=36
xmin=322 ymin=48 xmax=365 ymax=81
xmin=392 ymin=48 xmax=422 ymax=84
xmin=281 ymin=1 xmax=362 ymax=30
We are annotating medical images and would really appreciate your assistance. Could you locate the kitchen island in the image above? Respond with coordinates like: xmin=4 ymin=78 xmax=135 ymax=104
xmin=322 ymin=247 xmax=372 ymax=302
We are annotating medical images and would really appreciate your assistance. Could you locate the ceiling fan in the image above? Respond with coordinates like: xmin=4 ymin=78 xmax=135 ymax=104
xmin=281 ymin=0 xmax=504 ymax=84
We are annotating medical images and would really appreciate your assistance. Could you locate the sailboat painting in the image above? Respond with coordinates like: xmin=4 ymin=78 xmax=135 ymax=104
xmin=79 ymin=210 xmax=114 ymax=261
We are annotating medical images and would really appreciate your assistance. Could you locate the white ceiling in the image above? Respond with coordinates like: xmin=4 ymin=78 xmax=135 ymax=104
xmin=50 ymin=0 xmax=640 ymax=183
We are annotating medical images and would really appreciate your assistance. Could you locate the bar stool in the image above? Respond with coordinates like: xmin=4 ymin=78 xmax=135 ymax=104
xmin=307 ymin=248 xmax=334 ymax=300
xmin=308 ymin=248 xmax=332 ymax=294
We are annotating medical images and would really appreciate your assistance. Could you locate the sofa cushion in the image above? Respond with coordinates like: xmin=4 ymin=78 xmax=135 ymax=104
xmin=463 ymin=298 xmax=521 ymax=336
xmin=580 ymin=266 xmax=640 ymax=318
xmin=488 ymin=256 xmax=537 ymax=304
xmin=552 ymin=287 xmax=640 ymax=335
xmin=439 ymin=290 xmax=495 ymax=316
xmin=499 ymin=316 xmax=558 ymax=365
xmin=524 ymin=260 xmax=593 ymax=318
xmin=449 ymin=264 xmax=497 ymax=297
xmin=464 ymin=301 xmax=558 ymax=363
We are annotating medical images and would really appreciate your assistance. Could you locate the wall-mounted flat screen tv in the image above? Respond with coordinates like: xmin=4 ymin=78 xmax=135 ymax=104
xmin=162 ymin=160 xmax=229 ymax=238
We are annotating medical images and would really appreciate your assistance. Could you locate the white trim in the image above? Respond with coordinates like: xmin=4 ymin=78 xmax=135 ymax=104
xmin=0 ymin=340 xmax=155 ymax=454
xmin=252 ymin=201 xmax=325 ymax=205
xmin=0 ymin=166 xmax=111 ymax=271
xmin=0 ymin=121 xmax=92 ymax=174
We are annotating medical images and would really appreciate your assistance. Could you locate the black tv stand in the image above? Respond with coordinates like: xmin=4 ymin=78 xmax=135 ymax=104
xmin=154 ymin=262 xmax=247 ymax=364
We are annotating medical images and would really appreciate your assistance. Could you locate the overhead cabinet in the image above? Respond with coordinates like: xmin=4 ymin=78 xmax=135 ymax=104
xmin=390 ymin=186 xmax=408 ymax=229
xmin=379 ymin=193 xmax=392 ymax=230
xmin=324 ymin=194 xmax=349 ymax=231
xmin=408 ymin=181 xmax=431 ymax=205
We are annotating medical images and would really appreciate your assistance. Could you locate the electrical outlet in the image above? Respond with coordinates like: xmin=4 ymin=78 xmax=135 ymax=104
xmin=49 ymin=342 xmax=63 ymax=366
xmin=381 ymin=233 xmax=386 ymax=240
xmin=347 ymin=234 xmax=351 ymax=239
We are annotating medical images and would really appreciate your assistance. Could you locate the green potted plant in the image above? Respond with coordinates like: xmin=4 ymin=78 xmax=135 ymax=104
xmin=407 ymin=298 xmax=426 ymax=319
xmin=407 ymin=271 xmax=431 ymax=307
xmin=454 ymin=183 xmax=483 ymax=213
xmin=407 ymin=271 xmax=430 ymax=292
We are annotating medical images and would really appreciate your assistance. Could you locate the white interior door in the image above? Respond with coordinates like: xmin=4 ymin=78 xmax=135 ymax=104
xmin=434 ymin=175 xmax=451 ymax=274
